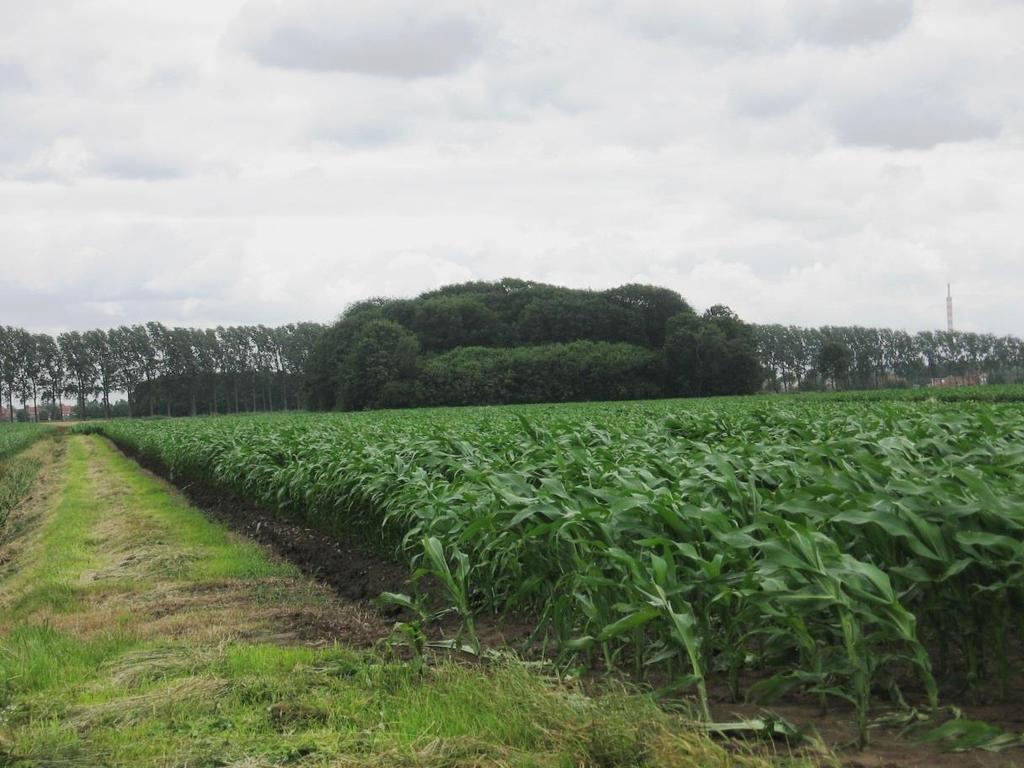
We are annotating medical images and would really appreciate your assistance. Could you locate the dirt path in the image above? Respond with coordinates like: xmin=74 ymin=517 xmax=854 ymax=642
xmin=0 ymin=434 xmax=786 ymax=768
xmin=1 ymin=434 xmax=387 ymax=648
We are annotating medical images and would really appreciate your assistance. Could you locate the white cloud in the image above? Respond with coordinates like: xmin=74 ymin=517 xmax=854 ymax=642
xmin=0 ymin=58 xmax=30 ymax=91
xmin=614 ymin=0 xmax=912 ymax=51
xmin=0 ymin=0 xmax=1022 ymax=337
xmin=793 ymin=0 xmax=913 ymax=47
xmin=20 ymin=137 xmax=93 ymax=182
xmin=830 ymin=88 xmax=999 ymax=149
xmin=228 ymin=0 xmax=486 ymax=78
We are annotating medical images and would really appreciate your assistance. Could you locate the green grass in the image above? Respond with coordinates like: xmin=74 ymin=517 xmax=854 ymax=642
xmin=0 ymin=425 xmax=51 ymax=529
xmin=97 ymin=442 xmax=296 ymax=582
xmin=0 ymin=623 xmax=134 ymax=698
xmin=6 ymin=439 xmax=102 ymax=616
xmin=5 ymin=647 xmax=758 ymax=767
xmin=0 ymin=422 xmax=50 ymax=462
xmin=0 ymin=435 xmax=796 ymax=767
xmin=0 ymin=456 xmax=40 ymax=530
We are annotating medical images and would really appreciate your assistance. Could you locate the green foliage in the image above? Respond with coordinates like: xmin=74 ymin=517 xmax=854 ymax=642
xmin=307 ymin=280 xmax=708 ymax=411
xmin=0 ymin=424 xmax=48 ymax=461
xmin=402 ymin=296 xmax=508 ymax=352
xmin=664 ymin=307 xmax=762 ymax=397
xmin=419 ymin=341 xmax=663 ymax=407
xmin=308 ymin=279 xmax=759 ymax=411
xmin=80 ymin=394 xmax=1024 ymax=744
xmin=754 ymin=324 xmax=1024 ymax=392
xmin=1 ymin=434 xmax=773 ymax=768
xmin=604 ymin=283 xmax=694 ymax=347
xmin=817 ymin=341 xmax=853 ymax=389
xmin=417 ymin=536 xmax=480 ymax=654
xmin=915 ymin=717 xmax=1024 ymax=752
xmin=338 ymin=319 xmax=420 ymax=410
xmin=0 ymin=457 xmax=39 ymax=528
xmin=0 ymin=423 xmax=47 ymax=527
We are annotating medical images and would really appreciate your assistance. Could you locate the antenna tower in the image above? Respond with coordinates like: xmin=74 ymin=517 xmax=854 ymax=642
xmin=946 ymin=283 xmax=953 ymax=333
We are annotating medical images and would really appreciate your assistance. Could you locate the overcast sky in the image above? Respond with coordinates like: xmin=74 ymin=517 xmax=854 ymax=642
xmin=1 ymin=0 xmax=1022 ymax=336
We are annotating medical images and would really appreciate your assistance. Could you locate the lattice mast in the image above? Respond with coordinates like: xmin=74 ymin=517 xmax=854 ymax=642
xmin=946 ymin=283 xmax=954 ymax=333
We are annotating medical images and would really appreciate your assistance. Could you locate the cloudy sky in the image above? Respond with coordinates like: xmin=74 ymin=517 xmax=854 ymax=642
xmin=1 ymin=0 xmax=1022 ymax=335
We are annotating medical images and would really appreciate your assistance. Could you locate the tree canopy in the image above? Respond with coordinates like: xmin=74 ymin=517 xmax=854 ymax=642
xmin=752 ymin=324 xmax=1024 ymax=391
xmin=0 ymin=323 xmax=325 ymax=420
xmin=309 ymin=279 xmax=759 ymax=410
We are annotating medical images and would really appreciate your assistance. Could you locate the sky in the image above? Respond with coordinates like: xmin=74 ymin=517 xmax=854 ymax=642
xmin=1 ymin=0 xmax=1022 ymax=336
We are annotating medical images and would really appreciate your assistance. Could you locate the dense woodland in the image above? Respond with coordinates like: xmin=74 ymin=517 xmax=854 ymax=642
xmin=303 ymin=280 xmax=760 ymax=409
xmin=2 ymin=279 xmax=1022 ymax=420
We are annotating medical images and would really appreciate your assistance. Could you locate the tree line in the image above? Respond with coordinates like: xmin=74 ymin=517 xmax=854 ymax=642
xmin=305 ymin=279 xmax=762 ymax=410
xmin=754 ymin=324 xmax=1024 ymax=391
xmin=0 ymin=323 xmax=325 ymax=421
xmin=5 ymin=280 xmax=1021 ymax=421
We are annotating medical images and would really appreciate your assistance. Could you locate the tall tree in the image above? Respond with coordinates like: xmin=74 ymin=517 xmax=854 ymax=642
xmin=59 ymin=331 xmax=97 ymax=419
xmin=339 ymin=320 xmax=420 ymax=410
xmin=192 ymin=328 xmax=221 ymax=414
xmin=251 ymin=325 xmax=278 ymax=411
xmin=134 ymin=323 xmax=162 ymax=416
xmin=14 ymin=331 xmax=43 ymax=419
xmin=218 ymin=326 xmax=251 ymax=413
xmin=39 ymin=334 xmax=66 ymax=419
xmin=0 ymin=327 xmax=23 ymax=420
xmin=602 ymin=284 xmax=693 ymax=348
xmin=817 ymin=340 xmax=852 ymax=390
xmin=84 ymin=329 xmax=118 ymax=419
xmin=279 ymin=322 xmax=324 ymax=410
xmin=664 ymin=307 xmax=761 ymax=397
xmin=162 ymin=327 xmax=200 ymax=417
xmin=108 ymin=327 xmax=135 ymax=417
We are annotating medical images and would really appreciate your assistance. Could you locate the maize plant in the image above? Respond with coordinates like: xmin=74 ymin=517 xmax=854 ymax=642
xmin=79 ymin=393 xmax=1024 ymax=742
xmin=0 ymin=422 xmax=48 ymax=460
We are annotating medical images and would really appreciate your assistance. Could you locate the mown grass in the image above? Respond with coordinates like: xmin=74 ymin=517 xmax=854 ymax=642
xmin=4 ymin=438 xmax=104 ymax=616
xmin=0 ymin=435 xmax=808 ymax=767
xmin=97 ymin=440 xmax=294 ymax=583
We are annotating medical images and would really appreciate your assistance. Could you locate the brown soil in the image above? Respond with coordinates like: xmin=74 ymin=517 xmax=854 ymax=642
xmin=707 ymin=700 xmax=1024 ymax=768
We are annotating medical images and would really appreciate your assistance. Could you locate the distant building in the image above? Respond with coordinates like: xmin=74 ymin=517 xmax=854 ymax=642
xmin=929 ymin=372 xmax=989 ymax=388
xmin=878 ymin=372 xmax=909 ymax=388
xmin=3 ymin=404 xmax=74 ymax=421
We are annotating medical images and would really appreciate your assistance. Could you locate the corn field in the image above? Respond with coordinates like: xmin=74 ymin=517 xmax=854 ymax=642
xmin=0 ymin=423 xmax=48 ymax=525
xmin=0 ymin=423 xmax=48 ymax=461
xmin=80 ymin=396 xmax=1024 ymax=744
